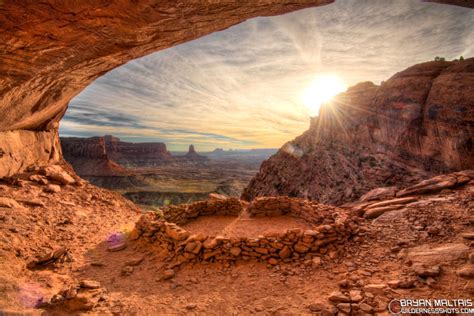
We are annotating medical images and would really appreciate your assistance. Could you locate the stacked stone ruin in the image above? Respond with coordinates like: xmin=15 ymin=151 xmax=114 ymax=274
xmin=132 ymin=196 xmax=362 ymax=267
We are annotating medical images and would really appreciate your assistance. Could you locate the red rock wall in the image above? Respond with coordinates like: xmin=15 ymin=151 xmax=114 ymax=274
xmin=61 ymin=137 xmax=107 ymax=160
xmin=0 ymin=130 xmax=62 ymax=178
xmin=311 ymin=60 xmax=474 ymax=170
xmin=60 ymin=136 xmax=130 ymax=176
xmin=243 ymin=59 xmax=474 ymax=204
xmin=158 ymin=197 xmax=244 ymax=226
xmin=103 ymin=136 xmax=173 ymax=166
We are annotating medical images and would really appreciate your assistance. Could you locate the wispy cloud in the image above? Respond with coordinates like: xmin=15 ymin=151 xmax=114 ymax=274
xmin=60 ymin=0 xmax=474 ymax=151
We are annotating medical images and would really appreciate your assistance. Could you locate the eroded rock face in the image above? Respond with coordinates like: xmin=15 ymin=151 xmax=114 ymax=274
xmin=103 ymin=135 xmax=172 ymax=167
xmin=0 ymin=130 xmax=62 ymax=178
xmin=60 ymin=136 xmax=129 ymax=176
xmin=62 ymin=137 xmax=107 ymax=160
xmin=243 ymin=59 xmax=474 ymax=204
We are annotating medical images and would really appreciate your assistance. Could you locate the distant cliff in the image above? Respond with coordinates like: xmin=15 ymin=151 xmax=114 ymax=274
xmin=60 ymin=137 xmax=130 ymax=176
xmin=243 ymin=58 xmax=474 ymax=205
xmin=60 ymin=136 xmax=207 ymax=175
xmin=103 ymin=135 xmax=174 ymax=167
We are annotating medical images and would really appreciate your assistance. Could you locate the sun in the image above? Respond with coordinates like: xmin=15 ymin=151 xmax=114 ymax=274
xmin=302 ymin=74 xmax=347 ymax=117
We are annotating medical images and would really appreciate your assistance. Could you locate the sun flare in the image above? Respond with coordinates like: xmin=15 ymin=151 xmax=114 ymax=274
xmin=302 ymin=74 xmax=347 ymax=117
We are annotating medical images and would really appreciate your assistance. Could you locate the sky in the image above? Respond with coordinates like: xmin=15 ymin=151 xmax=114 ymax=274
xmin=60 ymin=0 xmax=474 ymax=151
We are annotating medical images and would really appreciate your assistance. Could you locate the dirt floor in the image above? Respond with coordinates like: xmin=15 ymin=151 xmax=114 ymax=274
xmin=182 ymin=215 xmax=313 ymax=238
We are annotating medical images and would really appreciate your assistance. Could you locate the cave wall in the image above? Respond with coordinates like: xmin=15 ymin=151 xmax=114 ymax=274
xmin=0 ymin=0 xmax=471 ymax=177
xmin=0 ymin=130 xmax=61 ymax=177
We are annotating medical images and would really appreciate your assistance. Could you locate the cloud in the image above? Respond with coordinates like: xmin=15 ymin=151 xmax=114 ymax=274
xmin=60 ymin=0 xmax=474 ymax=151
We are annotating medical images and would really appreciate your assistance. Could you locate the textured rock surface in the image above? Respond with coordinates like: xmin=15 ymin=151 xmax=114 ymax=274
xmin=0 ymin=130 xmax=62 ymax=178
xmin=0 ymin=161 xmax=473 ymax=313
xmin=243 ymin=59 xmax=474 ymax=204
xmin=103 ymin=135 xmax=173 ymax=167
xmin=61 ymin=136 xmax=129 ymax=176
xmin=0 ymin=1 xmax=333 ymax=132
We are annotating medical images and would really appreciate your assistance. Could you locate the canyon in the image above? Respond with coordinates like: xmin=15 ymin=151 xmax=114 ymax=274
xmin=61 ymin=135 xmax=270 ymax=208
xmin=0 ymin=58 xmax=471 ymax=315
xmin=0 ymin=0 xmax=473 ymax=315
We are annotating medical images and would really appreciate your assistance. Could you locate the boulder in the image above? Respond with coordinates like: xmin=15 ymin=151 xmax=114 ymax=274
xmin=363 ymin=284 xmax=386 ymax=293
xmin=279 ymin=246 xmax=291 ymax=259
xmin=349 ymin=290 xmax=363 ymax=303
xmin=294 ymin=242 xmax=310 ymax=253
xmin=162 ymin=269 xmax=175 ymax=280
xmin=365 ymin=197 xmax=418 ymax=209
xmin=364 ymin=204 xmax=405 ymax=219
xmin=80 ymin=280 xmax=101 ymax=289
xmin=0 ymin=197 xmax=20 ymax=209
xmin=412 ymin=264 xmax=441 ymax=277
xmin=268 ymin=258 xmax=278 ymax=265
xmin=65 ymin=293 xmax=97 ymax=312
xmin=108 ymin=243 xmax=126 ymax=252
xmin=230 ymin=247 xmax=242 ymax=256
xmin=405 ymin=243 xmax=469 ymax=266
xmin=359 ymin=186 xmax=397 ymax=201
xmin=44 ymin=184 xmax=61 ymax=193
xmin=457 ymin=266 xmax=474 ymax=279
xmin=397 ymin=175 xmax=458 ymax=197
xmin=165 ymin=223 xmax=190 ymax=241
xmin=49 ymin=171 xmax=76 ymax=185
xmin=328 ymin=291 xmax=350 ymax=303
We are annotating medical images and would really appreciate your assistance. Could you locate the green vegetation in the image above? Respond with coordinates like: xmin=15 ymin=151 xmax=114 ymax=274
xmin=152 ymin=207 xmax=164 ymax=218
xmin=434 ymin=56 xmax=446 ymax=62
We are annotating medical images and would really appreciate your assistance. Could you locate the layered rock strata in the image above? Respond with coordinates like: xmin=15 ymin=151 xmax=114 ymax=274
xmin=243 ymin=59 xmax=474 ymax=204
xmin=345 ymin=169 xmax=474 ymax=219
xmin=103 ymin=135 xmax=173 ymax=167
xmin=60 ymin=137 xmax=129 ymax=176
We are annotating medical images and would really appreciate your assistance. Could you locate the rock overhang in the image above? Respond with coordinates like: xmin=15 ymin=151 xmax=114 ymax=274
xmin=0 ymin=1 xmax=472 ymax=178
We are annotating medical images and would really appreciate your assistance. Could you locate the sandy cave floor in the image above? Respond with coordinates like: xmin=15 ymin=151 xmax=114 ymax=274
xmin=182 ymin=215 xmax=313 ymax=238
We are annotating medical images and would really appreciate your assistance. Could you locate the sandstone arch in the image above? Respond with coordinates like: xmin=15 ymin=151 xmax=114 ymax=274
xmin=0 ymin=0 xmax=471 ymax=177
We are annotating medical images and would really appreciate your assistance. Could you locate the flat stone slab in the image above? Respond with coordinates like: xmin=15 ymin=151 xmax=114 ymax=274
xmin=405 ymin=243 xmax=469 ymax=266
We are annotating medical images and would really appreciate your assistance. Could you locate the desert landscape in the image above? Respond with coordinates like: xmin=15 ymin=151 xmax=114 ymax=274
xmin=60 ymin=135 xmax=275 ymax=208
xmin=0 ymin=1 xmax=473 ymax=315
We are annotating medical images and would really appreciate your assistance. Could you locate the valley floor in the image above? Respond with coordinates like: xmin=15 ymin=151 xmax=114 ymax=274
xmin=86 ymin=159 xmax=262 ymax=208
